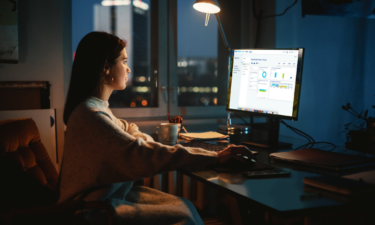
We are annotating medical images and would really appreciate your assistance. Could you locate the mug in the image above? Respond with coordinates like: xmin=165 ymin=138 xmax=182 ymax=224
xmin=170 ymin=123 xmax=183 ymax=135
xmin=156 ymin=123 xmax=179 ymax=145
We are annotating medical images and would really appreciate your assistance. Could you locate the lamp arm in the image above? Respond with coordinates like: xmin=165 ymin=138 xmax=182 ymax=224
xmin=215 ymin=14 xmax=231 ymax=53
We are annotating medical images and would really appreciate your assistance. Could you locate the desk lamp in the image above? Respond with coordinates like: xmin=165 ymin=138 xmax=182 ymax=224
xmin=193 ymin=0 xmax=249 ymax=132
xmin=193 ymin=0 xmax=231 ymax=54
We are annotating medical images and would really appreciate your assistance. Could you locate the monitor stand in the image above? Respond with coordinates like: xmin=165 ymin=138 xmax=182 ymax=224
xmin=219 ymin=113 xmax=292 ymax=149
xmin=242 ymin=117 xmax=292 ymax=149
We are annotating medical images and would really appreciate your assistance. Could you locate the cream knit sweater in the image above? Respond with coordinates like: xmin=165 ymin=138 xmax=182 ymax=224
xmin=58 ymin=97 xmax=219 ymax=224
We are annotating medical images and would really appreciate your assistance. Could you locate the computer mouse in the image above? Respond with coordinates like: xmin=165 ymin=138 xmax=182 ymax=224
xmin=226 ymin=155 xmax=256 ymax=168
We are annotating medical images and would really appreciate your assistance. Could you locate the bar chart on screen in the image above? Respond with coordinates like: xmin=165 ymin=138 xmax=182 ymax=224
xmin=270 ymin=82 xmax=293 ymax=89
xmin=270 ymin=67 xmax=296 ymax=81
xmin=269 ymin=82 xmax=295 ymax=101
xmin=257 ymin=82 xmax=269 ymax=98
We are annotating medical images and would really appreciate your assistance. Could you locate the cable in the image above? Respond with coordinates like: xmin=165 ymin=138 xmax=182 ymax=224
xmin=318 ymin=142 xmax=336 ymax=152
xmin=294 ymin=143 xmax=312 ymax=151
xmin=288 ymin=126 xmax=314 ymax=143
xmin=252 ymin=0 xmax=260 ymax=20
xmin=315 ymin=141 xmax=335 ymax=146
xmin=252 ymin=0 xmax=298 ymax=48
xmin=233 ymin=114 xmax=344 ymax=153
xmin=317 ymin=144 xmax=336 ymax=152
xmin=233 ymin=112 xmax=251 ymax=126
xmin=280 ymin=120 xmax=315 ymax=142
xmin=233 ymin=114 xmax=318 ymax=148
xmin=280 ymin=119 xmax=316 ymax=143
xmin=231 ymin=114 xmax=316 ymax=144
xmin=288 ymin=125 xmax=315 ymax=143
xmin=294 ymin=142 xmax=336 ymax=151
xmin=233 ymin=114 xmax=347 ymax=153
xmin=233 ymin=114 xmax=315 ymax=145
xmin=279 ymin=119 xmax=329 ymax=150
xmin=262 ymin=0 xmax=298 ymax=19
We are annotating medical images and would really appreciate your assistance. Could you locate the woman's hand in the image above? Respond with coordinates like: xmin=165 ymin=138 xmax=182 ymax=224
xmin=217 ymin=144 xmax=254 ymax=164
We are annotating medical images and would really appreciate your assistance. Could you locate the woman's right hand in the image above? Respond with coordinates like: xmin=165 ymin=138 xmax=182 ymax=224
xmin=217 ymin=144 xmax=254 ymax=164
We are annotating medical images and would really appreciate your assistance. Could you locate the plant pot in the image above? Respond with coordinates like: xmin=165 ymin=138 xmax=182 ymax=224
xmin=348 ymin=130 xmax=368 ymax=144
xmin=346 ymin=130 xmax=370 ymax=153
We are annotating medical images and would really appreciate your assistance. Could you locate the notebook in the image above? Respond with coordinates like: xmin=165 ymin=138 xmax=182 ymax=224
xmin=179 ymin=131 xmax=228 ymax=141
xmin=269 ymin=148 xmax=375 ymax=171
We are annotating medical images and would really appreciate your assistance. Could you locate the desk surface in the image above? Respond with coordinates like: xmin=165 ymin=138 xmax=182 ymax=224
xmin=178 ymin=135 xmax=375 ymax=217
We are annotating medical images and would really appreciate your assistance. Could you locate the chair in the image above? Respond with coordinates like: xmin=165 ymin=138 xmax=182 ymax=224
xmin=0 ymin=118 xmax=115 ymax=225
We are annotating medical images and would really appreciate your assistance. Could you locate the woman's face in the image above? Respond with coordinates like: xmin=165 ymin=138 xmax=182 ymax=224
xmin=107 ymin=48 xmax=131 ymax=90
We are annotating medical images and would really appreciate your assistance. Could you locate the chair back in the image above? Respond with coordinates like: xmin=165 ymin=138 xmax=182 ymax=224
xmin=0 ymin=118 xmax=59 ymax=211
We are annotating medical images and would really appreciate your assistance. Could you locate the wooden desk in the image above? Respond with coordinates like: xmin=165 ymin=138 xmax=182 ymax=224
xmin=177 ymin=135 xmax=375 ymax=224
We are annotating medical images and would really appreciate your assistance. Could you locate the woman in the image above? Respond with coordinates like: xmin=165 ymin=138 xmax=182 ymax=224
xmin=59 ymin=32 xmax=252 ymax=225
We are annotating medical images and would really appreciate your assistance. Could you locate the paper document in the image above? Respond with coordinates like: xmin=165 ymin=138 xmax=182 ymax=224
xmin=179 ymin=131 xmax=228 ymax=140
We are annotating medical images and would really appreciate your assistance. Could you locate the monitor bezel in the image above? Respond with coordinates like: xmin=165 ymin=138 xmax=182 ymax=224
xmin=226 ymin=48 xmax=305 ymax=121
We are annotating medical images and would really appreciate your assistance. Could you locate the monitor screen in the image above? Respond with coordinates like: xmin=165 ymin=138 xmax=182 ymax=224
xmin=227 ymin=48 xmax=304 ymax=120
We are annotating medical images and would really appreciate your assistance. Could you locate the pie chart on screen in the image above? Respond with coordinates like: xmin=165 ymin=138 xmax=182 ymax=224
xmin=262 ymin=71 xmax=267 ymax=78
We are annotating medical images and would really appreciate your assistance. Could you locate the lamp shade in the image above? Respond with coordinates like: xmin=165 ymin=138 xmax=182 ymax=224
xmin=193 ymin=0 xmax=220 ymax=13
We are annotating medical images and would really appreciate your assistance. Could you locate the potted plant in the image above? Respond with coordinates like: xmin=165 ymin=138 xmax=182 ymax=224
xmin=342 ymin=102 xmax=375 ymax=153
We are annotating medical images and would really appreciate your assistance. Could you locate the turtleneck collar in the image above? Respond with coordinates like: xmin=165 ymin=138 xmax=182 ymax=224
xmin=86 ymin=96 xmax=109 ymax=109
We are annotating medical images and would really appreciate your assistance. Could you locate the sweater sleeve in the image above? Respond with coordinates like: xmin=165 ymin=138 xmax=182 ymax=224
xmin=74 ymin=110 xmax=219 ymax=184
xmin=115 ymin=118 xmax=154 ymax=142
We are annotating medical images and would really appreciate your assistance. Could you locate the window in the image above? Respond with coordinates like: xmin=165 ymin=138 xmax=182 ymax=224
xmin=72 ymin=0 xmax=227 ymax=119
xmin=93 ymin=0 xmax=156 ymax=108
xmin=177 ymin=0 xmax=218 ymax=107
xmin=169 ymin=0 xmax=227 ymax=118
xmin=73 ymin=0 xmax=167 ymax=118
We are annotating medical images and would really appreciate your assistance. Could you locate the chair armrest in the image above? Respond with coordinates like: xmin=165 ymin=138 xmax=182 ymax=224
xmin=133 ymin=178 xmax=144 ymax=186
xmin=1 ymin=200 xmax=115 ymax=225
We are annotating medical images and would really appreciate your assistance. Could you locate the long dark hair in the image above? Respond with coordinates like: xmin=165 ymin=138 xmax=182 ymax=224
xmin=63 ymin=32 xmax=126 ymax=125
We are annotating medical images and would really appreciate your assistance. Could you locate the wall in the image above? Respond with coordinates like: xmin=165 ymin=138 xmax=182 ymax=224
xmin=275 ymin=0 xmax=375 ymax=145
xmin=364 ymin=21 xmax=375 ymax=117
xmin=72 ymin=0 xmax=102 ymax=58
xmin=0 ymin=0 xmax=71 ymax=171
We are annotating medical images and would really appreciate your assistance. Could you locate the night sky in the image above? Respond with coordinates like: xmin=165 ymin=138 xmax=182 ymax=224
xmin=72 ymin=0 xmax=218 ymax=58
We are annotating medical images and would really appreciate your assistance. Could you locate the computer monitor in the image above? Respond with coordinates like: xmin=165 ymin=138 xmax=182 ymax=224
xmin=226 ymin=48 xmax=305 ymax=148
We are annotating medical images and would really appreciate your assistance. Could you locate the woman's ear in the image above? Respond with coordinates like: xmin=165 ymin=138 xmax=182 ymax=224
xmin=103 ymin=63 xmax=110 ymax=75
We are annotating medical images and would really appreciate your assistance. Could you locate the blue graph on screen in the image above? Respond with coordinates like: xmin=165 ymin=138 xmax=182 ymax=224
xmin=262 ymin=71 xmax=267 ymax=78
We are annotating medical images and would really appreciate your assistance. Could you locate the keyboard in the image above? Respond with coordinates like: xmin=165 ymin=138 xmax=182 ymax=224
xmin=179 ymin=141 xmax=229 ymax=152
